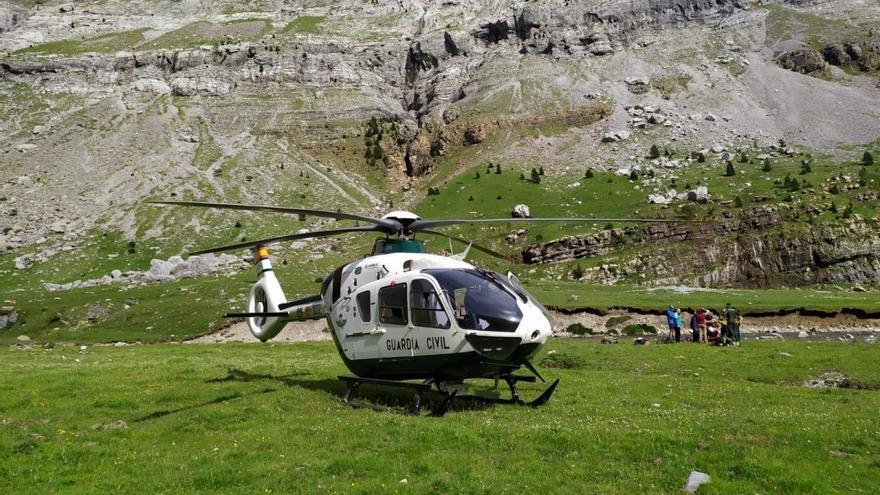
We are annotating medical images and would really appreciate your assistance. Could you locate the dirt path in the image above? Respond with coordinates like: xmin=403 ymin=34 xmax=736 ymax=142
xmin=185 ymin=320 xmax=331 ymax=343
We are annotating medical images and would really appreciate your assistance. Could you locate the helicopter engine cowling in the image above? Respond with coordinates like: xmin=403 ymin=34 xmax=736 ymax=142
xmin=246 ymin=249 xmax=288 ymax=342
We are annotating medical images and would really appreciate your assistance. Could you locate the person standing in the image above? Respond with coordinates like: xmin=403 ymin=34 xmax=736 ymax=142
xmin=673 ymin=308 xmax=683 ymax=343
xmin=724 ymin=303 xmax=741 ymax=342
xmin=666 ymin=305 xmax=677 ymax=343
xmin=696 ymin=308 xmax=708 ymax=343
xmin=689 ymin=311 xmax=698 ymax=342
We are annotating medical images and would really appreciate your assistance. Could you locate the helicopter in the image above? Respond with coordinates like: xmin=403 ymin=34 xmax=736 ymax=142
xmin=152 ymin=201 xmax=674 ymax=416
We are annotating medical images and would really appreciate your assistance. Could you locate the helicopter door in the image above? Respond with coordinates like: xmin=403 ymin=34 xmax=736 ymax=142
xmin=378 ymin=278 xmax=454 ymax=359
xmin=377 ymin=283 xmax=416 ymax=359
xmin=342 ymin=289 xmax=379 ymax=361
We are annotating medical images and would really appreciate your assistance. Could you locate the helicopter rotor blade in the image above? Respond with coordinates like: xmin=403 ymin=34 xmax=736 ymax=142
xmin=419 ymin=229 xmax=510 ymax=261
xmin=188 ymin=226 xmax=383 ymax=256
xmin=411 ymin=217 xmax=679 ymax=230
xmin=149 ymin=200 xmax=401 ymax=232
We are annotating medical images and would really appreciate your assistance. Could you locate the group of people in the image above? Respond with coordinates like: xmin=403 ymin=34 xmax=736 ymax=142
xmin=665 ymin=303 xmax=742 ymax=345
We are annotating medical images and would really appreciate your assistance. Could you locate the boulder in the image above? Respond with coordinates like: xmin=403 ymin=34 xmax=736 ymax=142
xmin=512 ymin=204 xmax=531 ymax=218
xmin=647 ymin=193 xmax=669 ymax=205
xmin=822 ymin=44 xmax=850 ymax=66
xmin=589 ymin=41 xmax=613 ymax=55
xmin=686 ymin=186 xmax=710 ymax=203
xmin=14 ymin=256 xmax=31 ymax=270
xmin=778 ymin=48 xmax=825 ymax=74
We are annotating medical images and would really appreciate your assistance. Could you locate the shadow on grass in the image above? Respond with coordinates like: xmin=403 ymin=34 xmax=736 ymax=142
xmin=134 ymin=387 xmax=277 ymax=422
xmin=208 ymin=368 xmax=499 ymax=414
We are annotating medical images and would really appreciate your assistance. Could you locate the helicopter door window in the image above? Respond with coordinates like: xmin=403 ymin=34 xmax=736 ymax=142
xmin=409 ymin=279 xmax=450 ymax=329
xmin=356 ymin=291 xmax=371 ymax=323
xmin=378 ymin=284 xmax=408 ymax=325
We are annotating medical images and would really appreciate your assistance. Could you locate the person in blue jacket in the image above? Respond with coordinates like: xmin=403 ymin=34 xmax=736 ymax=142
xmin=673 ymin=308 xmax=683 ymax=343
xmin=665 ymin=305 xmax=680 ymax=343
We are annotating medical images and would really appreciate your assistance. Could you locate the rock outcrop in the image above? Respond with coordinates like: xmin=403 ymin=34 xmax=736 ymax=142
xmin=523 ymin=208 xmax=880 ymax=287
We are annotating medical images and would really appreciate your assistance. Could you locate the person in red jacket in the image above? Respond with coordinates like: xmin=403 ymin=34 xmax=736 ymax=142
xmin=696 ymin=308 xmax=708 ymax=343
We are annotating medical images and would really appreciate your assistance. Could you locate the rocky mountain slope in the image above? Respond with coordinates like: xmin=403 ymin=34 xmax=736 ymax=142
xmin=1 ymin=0 xmax=879 ymax=291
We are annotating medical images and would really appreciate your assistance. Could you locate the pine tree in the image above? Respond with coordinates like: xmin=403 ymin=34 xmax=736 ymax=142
xmin=863 ymin=151 xmax=875 ymax=166
xmin=584 ymin=168 xmax=594 ymax=179
xmin=519 ymin=172 xmax=525 ymax=180
xmin=531 ymin=168 xmax=541 ymax=183
xmin=842 ymin=203 xmax=853 ymax=218
xmin=538 ymin=166 xmax=545 ymax=175
xmin=629 ymin=169 xmax=639 ymax=181
xmin=734 ymin=196 xmax=744 ymax=208
xmin=649 ymin=144 xmax=660 ymax=159
xmin=762 ymin=160 xmax=772 ymax=172
xmin=739 ymin=153 xmax=748 ymax=163
xmin=830 ymin=202 xmax=838 ymax=213
xmin=725 ymin=161 xmax=736 ymax=177
xmin=495 ymin=163 xmax=501 ymax=174
xmin=475 ymin=170 xmax=481 ymax=179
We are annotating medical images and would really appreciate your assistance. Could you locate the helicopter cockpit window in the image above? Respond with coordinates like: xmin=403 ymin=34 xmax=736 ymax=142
xmin=378 ymin=284 xmax=408 ymax=325
xmin=409 ymin=279 xmax=450 ymax=329
xmin=424 ymin=269 xmax=522 ymax=332
xmin=356 ymin=291 xmax=371 ymax=323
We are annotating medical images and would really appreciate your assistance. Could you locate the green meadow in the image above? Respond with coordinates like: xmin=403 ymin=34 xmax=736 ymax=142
xmin=1 ymin=340 xmax=878 ymax=494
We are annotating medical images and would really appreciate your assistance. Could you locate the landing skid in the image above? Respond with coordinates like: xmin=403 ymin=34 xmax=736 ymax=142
xmin=338 ymin=374 xmax=559 ymax=417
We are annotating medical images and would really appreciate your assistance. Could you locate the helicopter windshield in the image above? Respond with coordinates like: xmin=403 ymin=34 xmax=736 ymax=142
xmin=423 ymin=269 xmax=523 ymax=332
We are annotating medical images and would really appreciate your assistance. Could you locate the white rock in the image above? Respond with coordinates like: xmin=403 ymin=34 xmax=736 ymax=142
xmin=17 ymin=335 xmax=31 ymax=342
xmin=512 ymin=204 xmax=531 ymax=218
xmin=133 ymin=78 xmax=171 ymax=94
xmin=797 ymin=331 xmax=808 ymax=338
xmin=705 ymin=113 xmax=717 ymax=122
xmin=685 ymin=471 xmax=711 ymax=493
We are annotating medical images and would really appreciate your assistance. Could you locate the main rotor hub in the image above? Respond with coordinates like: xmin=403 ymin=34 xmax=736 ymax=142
xmin=381 ymin=210 xmax=422 ymax=234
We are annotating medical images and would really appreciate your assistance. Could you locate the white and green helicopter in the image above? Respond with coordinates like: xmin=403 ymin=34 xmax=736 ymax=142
xmin=153 ymin=201 xmax=672 ymax=415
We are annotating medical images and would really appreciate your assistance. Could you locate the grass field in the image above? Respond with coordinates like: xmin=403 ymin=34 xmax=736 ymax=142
xmin=1 ymin=340 xmax=878 ymax=494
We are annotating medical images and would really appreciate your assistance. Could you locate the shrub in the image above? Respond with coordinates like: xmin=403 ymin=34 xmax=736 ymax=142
xmin=495 ymin=163 xmax=502 ymax=174
xmin=565 ymin=323 xmax=594 ymax=336
xmin=427 ymin=187 xmax=440 ymax=196
xmin=540 ymin=352 xmax=587 ymax=369
xmin=234 ymin=221 xmax=242 ymax=228
xmin=584 ymin=168 xmax=594 ymax=179
xmin=605 ymin=315 xmax=632 ymax=328
xmin=531 ymin=168 xmax=541 ymax=183
xmin=468 ymin=195 xmax=474 ymax=201
xmin=519 ymin=172 xmax=526 ymax=180
xmin=649 ymin=144 xmax=660 ymax=159
xmin=762 ymin=160 xmax=772 ymax=172
xmin=829 ymin=183 xmax=840 ymax=194
xmin=538 ymin=166 xmax=545 ymax=175
xmin=862 ymin=151 xmax=874 ymax=166
xmin=571 ymin=264 xmax=584 ymax=279
xmin=800 ymin=160 xmax=812 ymax=174
xmin=475 ymin=170 xmax=481 ymax=179
xmin=830 ymin=202 xmax=838 ymax=213
xmin=629 ymin=169 xmax=639 ymax=181
xmin=734 ymin=196 xmax=744 ymax=208
xmin=842 ymin=203 xmax=853 ymax=219
xmin=622 ymin=323 xmax=658 ymax=336
xmin=725 ymin=161 xmax=736 ymax=176
xmin=739 ymin=153 xmax=748 ymax=163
